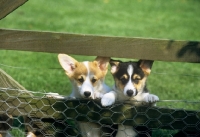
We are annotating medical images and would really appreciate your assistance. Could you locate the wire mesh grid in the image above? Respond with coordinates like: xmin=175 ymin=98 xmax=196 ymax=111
xmin=0 ymin=88 xmax=200 ymax=137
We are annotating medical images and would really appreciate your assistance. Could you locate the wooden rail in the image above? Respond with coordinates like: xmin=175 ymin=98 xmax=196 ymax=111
xmin=0 ymin=29 xmax=200 ymax=63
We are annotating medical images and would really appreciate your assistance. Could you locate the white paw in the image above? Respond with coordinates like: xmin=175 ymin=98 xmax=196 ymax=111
xmin=144 ymin=94 xmax=159 ymax=103
xmin=101 ymin=92 xmax=116 ymax=107
xmin=45 ymin=93 xmax=65 ymax=99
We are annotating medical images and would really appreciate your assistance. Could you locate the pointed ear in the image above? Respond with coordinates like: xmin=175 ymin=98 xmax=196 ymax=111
xmin=94 ymin=56 xmax=110 ymax=72
xmin=58 ymin=54 xmax=78 ymax=75
xmin=109 ymin=59 xmax=120 ymax=74
xmin=138 ymin=60 xmax=154 ymax=75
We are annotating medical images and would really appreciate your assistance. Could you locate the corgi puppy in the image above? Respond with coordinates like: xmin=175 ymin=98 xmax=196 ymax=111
xmin=101 ymin=59 xmax=159 ymax=137
xmin=58 ymin=54 xmax=111 ymax=137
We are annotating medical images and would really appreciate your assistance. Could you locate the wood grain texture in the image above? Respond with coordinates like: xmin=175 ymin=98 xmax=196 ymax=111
xmin=0 ymin=0 xmax=28 ymax=20
xmin=1 ymin=29 xmax=200 ymax=62
xmin=0 ymin=68 xmax=25 ymax=90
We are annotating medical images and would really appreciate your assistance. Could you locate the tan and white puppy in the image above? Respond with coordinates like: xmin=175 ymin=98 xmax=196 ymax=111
xmin=101 ymin=59 xmax=159 ymax=137
xmin=58 ymin=54 xmax=111 ymax=137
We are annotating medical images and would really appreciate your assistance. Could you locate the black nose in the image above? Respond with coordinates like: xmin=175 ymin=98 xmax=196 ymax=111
xmin=127 ymin=90 xmax=133 ymax=97
xmin=84 ymin=91 xmax=91 ymax=97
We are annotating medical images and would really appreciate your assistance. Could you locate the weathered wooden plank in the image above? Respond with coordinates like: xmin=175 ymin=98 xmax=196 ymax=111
xmin=0 ymin=0 xmax=28 ymax=20
xmin=0 ymin=93 xmax=199 ymax=132
xmin=0 ymin=29 xmax=200 ymax=63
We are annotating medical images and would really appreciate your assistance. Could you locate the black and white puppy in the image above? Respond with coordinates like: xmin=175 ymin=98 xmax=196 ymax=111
xmin=101 ymin=59 xmax=159 ymax=137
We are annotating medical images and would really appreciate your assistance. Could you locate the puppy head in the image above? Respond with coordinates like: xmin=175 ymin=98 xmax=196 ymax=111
xmin=58 ymin=54 xmax=110 ymax=99
xmin=110 ymin=59 xmax=153 ymax=97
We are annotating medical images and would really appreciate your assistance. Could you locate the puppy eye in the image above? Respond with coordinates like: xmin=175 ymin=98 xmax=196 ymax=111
xmin=133 ymin=75 xmax=141 ymax=81
xmin=133 ymin=77 xmax=141 ymax=84
xmin=120 ymin=77 xmax=127 ymax=84
xmin=78 ymin=77 xmax=84 ymax=83
xmin=91 ymin=78 xmax=97 ymax=83
xmin=134 ymin=77 xmax=141 ymax=80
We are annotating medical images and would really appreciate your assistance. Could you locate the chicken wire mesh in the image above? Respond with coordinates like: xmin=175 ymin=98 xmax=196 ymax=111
xmin=0 ymin=88 xmax=200 ymax=137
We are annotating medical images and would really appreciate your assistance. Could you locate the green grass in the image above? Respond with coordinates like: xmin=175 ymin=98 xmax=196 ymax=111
xmin=0 ymin=1 xmax=200 ymax=136
xmin=1 ymin=0 xmax=200 ymax=40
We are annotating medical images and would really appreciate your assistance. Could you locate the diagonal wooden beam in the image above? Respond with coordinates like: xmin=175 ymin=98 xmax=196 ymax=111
xmin=0 ymin=68 xmax=25 ymax=90
xmin=0 ymin=29 xmax=200 ymax=63
xmin=0 ymin=0 xmax=28 ymax=20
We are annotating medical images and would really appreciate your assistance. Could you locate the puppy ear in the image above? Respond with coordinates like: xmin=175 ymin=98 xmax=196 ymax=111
xmin=110 ymin=59 xmax=120 ymax=74
xmin=138 ymin=60 xmax=154 ymax=75
xmin=58 ymin=54 xmax=78 ymax=75
xmin=95 ymin=56 xmax=110 ymax=72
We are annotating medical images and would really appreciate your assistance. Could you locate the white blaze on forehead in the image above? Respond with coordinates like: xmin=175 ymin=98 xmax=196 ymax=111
xmin=124 ymin=64 xmax=136 ymax=96
xmin=83 ymin=61 xmax=91 ymax=81
xmin=83 ymin=61 xmax=89 ymax=74
xmin=127 ymin=64 xmax=134 ymax=77
xmin=81 ymin=61 xmax=94 ymax=98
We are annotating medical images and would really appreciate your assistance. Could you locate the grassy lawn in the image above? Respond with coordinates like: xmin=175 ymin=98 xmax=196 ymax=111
xmin=0 ymin=0 xmax=200 ymax=101
xmin=0 ymin=0 xmax=200 ymax=136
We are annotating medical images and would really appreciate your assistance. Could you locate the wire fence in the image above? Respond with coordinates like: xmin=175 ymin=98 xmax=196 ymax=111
xmin=0 ymin=87 xmax=200 ymax=137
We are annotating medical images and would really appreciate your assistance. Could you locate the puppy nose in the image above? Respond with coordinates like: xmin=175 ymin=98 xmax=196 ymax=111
xmin=127 ymin=90 xmax=133 ymax=96
xmin=84 ymin=91 xmax=91 ymax=97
